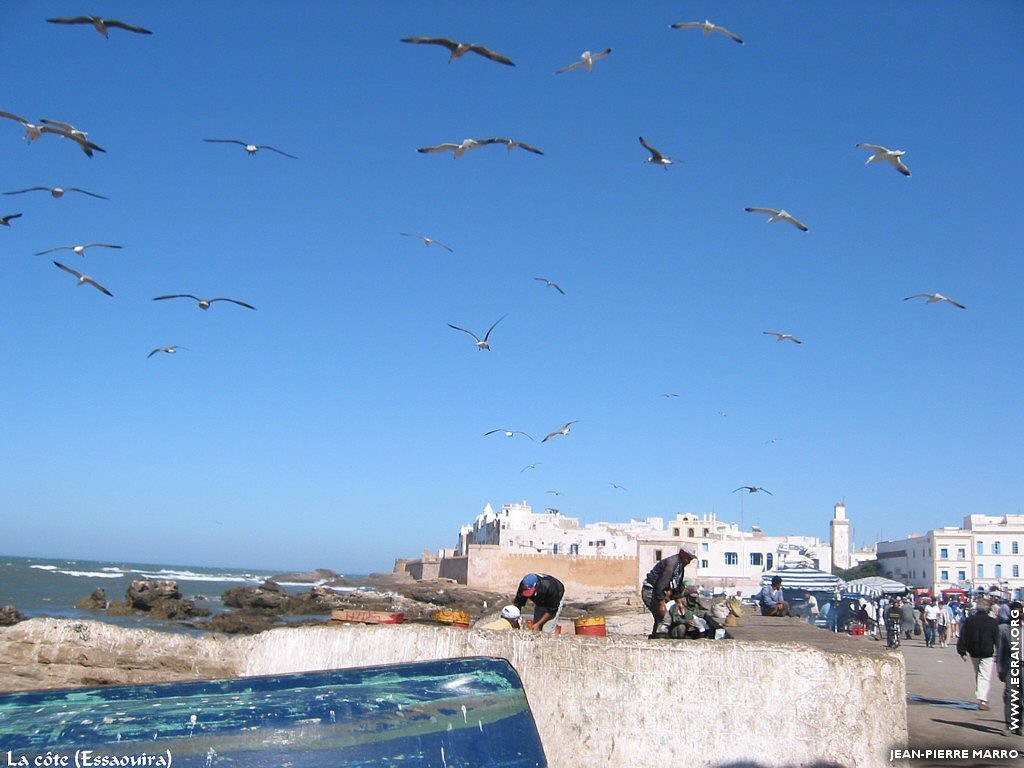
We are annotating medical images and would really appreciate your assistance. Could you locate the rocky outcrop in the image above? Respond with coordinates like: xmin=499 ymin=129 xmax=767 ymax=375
xmin=285 ymin=585 xmax=347 ymax=614
xmin=222 ymin=580 xmax=290 ymax=612
xmin=105 ymin=580 xmax=210 ymax=620
xmin=269 ymin=568 xmax=340 ymax=584
xmin=76 ymin=589 xmax=107 ymax=610
xmin=127 ymin=579 xmax=181 ymax=608
xmin=0 ymin=606 xmax=26 ymax=627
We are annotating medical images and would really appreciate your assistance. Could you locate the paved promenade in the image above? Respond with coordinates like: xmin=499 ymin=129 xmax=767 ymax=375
xmin=896 ymin=632 xmax=1020 ymax=752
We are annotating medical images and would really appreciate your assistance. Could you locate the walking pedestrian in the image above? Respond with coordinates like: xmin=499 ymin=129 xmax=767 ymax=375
xmin=936 ymin=601 xmax=950 ymax=648
xmin=900 ymin=599 xmax=917 ymax=642
xmin=924 ymin=601 xmax=939 ymax=648
xmin=957 ymin=596 xmax=1002 ymax=710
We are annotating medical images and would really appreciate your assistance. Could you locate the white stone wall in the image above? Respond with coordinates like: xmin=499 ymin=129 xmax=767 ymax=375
xmin=243 ymin=624 xmax=907 ymax=768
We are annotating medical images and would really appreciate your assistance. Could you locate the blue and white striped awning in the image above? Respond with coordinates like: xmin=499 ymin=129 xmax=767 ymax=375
xmin=844 ymin=576 xmax=908 ymax=596
xmin=760 ymin=565 xmax=844 ymax=592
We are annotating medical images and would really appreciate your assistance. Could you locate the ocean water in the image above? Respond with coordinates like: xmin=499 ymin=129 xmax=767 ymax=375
xmin=0 ymin=554 xmax=357 ymax=633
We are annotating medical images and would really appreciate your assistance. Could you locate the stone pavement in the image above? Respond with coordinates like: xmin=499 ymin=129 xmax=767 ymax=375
xmin=896 ymin=632 xmax=1020 ymax=751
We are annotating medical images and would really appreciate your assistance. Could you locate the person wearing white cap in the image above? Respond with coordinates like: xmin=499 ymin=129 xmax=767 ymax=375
xmin=481 ymin=605 xmax=522 ymax=631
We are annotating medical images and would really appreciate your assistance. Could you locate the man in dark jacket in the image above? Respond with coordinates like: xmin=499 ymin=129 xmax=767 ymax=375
xmin=641 ymin=548 xmax=696 ymax=638
xmin=513 ymin=573 xmax=564 ymax=632
xmin=957 ymin=597 xmax=1002 ymax=710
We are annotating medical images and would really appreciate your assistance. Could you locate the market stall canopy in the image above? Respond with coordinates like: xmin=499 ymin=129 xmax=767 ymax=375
xmin=844 ymin=576 xmax=909 ymax=597
xmin=760 ymin=565 xmax=844 ymax=592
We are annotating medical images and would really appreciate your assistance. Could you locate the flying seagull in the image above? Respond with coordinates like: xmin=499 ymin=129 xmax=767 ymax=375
xmin=447 ymin=315 xmax=506 ymax=350
xmin=400 ymin=233 xmax=453 ymax=252
xmin=484 ymin=429 xmax=534 ymax=440
xmin=744 ymin=207 xmax=808 ymax=232
xmin=556 ymin=48 xmax=612 ymax=74
xmin=534 ymin=277 xmax=565 ymax=295
xmin=152 ymin=294 xmax=256 ymax=311
xmin=763 ymin=331 xmax=803 ymax=344
xmin=490 ymin=138 xmax=544 ymax=155
xmin=546 ymin=490 xmax=564 ymax=496
xmin=903 ymin=293 xmax=965 ymax=309
xmin=856 ymin=143 xmax=911 ymax=177
xmin=0 ymin=112 xmax=104 ymax=155
xmin=609 ymin=482 xmax=627 ymax=491
xmin=670 ymin=20 xmax=744 ymax=45
xmin=46 ymin=16 xmax=152 ymax=36
xmin=733 ymin=486 xmax=773 ymax=495
xmin=520 ymin=462 xmax=542 ymax=473
xmin=400 ymin=37 xmax=515 ymax=66
xmin=148 ymin=345 xmax=187 ymax=359
xmin=35 ymin=243 xmax=123 ymax=257
xmin=662 ymin=393 xmax=679 ymax=398
xmin=765 ymin=438 xmax=782 ymax=445
xmin=0 ymin=214 xmax=22 ymax=227
xmin=4 ymin=186 xmax=108 ymax=200
xmin=542 ymin=421 xmax=578 ymax=443
xmin=0 ymin=111 xmax=50 ymax=141
xmin=717 ymin=411 xmax=727 ymax=417
xmin=38 ymin=119 xmax=106 ymax=157
xmin=53 ymin=261 xmax=112 ymax=296
xmin=417 ymin=138 xmax=492 ymax=158
xmin=204 ymin=139 xmax=296 ymax=159
xmin=639 ymin=136 xmax=675 ymax=169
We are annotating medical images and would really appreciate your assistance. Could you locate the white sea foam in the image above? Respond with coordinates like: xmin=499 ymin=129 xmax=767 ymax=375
xmin=136 ymin=569 xmax=264 ymax=584
xmin=30 ymin=565 xmax=124 ymax=579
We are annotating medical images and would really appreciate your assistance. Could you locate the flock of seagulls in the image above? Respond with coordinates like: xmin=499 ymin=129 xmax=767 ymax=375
xmin=0 ymin=111 xmax=105 ymax=156
xmin=5 ymin=18 xmax=272 ymax=360
xmin=7 ymin=12 xmax=970 ymax=517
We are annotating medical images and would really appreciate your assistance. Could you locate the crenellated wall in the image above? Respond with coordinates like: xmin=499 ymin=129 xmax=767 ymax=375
xmin=463 ymin=545 xmax=637 ymax=592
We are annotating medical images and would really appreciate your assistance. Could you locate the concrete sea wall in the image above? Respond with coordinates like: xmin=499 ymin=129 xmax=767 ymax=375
xmin=1 ymin=618 xmax=905 ymax=767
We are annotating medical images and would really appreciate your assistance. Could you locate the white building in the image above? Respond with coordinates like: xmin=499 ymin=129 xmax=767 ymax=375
xmin=876 ymin=514 xmax=1024 ymax=599
xmin=457 ymin=500 xmax=664 ymax=558
xmin=637 ymin=511 xmax=833 ymax=591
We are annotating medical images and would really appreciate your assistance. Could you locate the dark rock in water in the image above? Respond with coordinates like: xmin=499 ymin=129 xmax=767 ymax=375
xmin=270 ymin=568 xmax=340 ymax=584
xmin=258 ymin=579 xmax=287 ymax=594
xmin=76 ymin=589 xmax=107 ymax=611
xmin=284 ymin=585 xmax=346 ymax=614
xmin=222 ymin=582 xmax=289 ymax=612
xmin=190 ymin=612 xmax=278 ymax=635
xmin=115 ymin=580 xmax=207 ymax=620
xmin=105 ymin=600 xmax=134 ymax=617
xmin=0 ymin=605 xmax=26 ymax=626
xmin=126 ymin=580 xmax=181 ymax=610
xmin=148 ymin=598 xmax=211 ymax=620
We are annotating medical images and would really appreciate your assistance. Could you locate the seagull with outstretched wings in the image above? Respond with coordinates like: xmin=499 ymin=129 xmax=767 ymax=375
xmin=401 ymin=37 xmax=515 ymax=66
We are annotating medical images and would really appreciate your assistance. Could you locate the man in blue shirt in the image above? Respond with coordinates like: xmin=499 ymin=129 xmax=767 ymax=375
xmin=759 ymin=576 xmax=790 ymax=616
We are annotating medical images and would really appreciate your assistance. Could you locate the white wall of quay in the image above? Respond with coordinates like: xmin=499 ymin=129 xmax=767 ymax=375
xmin=243 ymin=624 xmax=907 ymax=768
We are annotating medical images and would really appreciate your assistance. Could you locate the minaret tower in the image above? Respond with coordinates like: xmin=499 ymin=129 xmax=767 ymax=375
xmin=830 ymin=500 xmax=851 ymax=571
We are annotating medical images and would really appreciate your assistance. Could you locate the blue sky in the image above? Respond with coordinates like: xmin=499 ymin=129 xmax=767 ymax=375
xmin=1 ymin=2 xmax=1021 ymax=573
